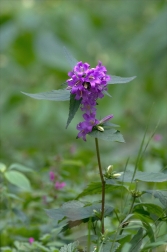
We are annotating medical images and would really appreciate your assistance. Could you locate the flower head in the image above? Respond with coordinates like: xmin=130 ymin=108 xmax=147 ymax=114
xmin=49 ymin=171 xmax=55 ymax=181
xmin=66 ymin=61 xmax=111 ymax=140
xmin=29 ymin=237 xmax=34 ymax=244
xmin=55 ymin=181 xmax=66 ymax=190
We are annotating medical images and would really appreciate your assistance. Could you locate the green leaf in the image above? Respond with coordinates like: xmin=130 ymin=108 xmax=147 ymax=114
xmin=21 ymin=89 xmax=70 ymax=101
xmin=133 ymin=203 xmax=165 ymax=219
xmin=129 ymin=228 xmax=143 ymax=252
xmin=46 ymin=201 xmax=113 ymax=223
xmin=101 ymin=242 xmax=120 ymax=252
xmin=103 ymin=90 xmax=112 ymax=97
xmin=66 ymin=94 xmax=81 ymax=128
xmin=9 ymin=163 xmax=34 ymax=172
xmin=134 ymin=214 xmax=155 ymax=243
xmin=143 ymin=190 xmax=167 ymax=208
xmin=108 ymin=75 xmax=136 ymax=84
xmin=12 ymin=207 xmax=28 ymax=223
xmin=141 ymin=241 xmax=167 ymax=250
xmin=62 ymin=200 xmax=84 ymax=209
xmin=117 ymin=171 xmax=167 ymax=183
xmin=89 ymin=128 xmax=125 ymax=142
xmin=60 ymin=241 xmax=79 ymax=252
xmin=76 ymin=182 xmax=128 ymax=199
xmin=4 ymin=171 xmax=31 ymax=191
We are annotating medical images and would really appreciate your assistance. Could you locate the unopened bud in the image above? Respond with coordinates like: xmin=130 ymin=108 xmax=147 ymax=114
xmin=112 ymin=173 xmax=121 ymax=178
xmin=107 ymin=165 xmax=113 ymax=173
xmin=97 ymin=126 xmax=104 ymax=132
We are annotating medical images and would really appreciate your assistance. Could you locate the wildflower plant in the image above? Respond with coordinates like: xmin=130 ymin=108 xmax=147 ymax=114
xmin=20 ymin=49 xmax=167 ymax=251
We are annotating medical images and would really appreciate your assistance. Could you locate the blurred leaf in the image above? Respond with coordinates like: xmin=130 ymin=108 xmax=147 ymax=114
xmin=21 ymin=89 xmax=70 ymax=101
xmin=143 ymin=190 xmax=167 ymax=208
xmin=4 ymin=171 xmax=31 ymax=191
xmin=89 ymin=128 xmax=125 ymax=142
xmin=133 ymin=203 xmax=165 ymax=219
xmin=34 ymin=31 xmax=68 ymax=69
xmin=12 ymin=207 xmax=28 ymax=223
xmin=129 ymin=228 xmax=143 ymax=252
xmin=0 ymin=21 xmax=18 ymax=51
xmin=0 ymin=162 xmax=6 ymax=172
xmin=66 ymin=94 xmax=81 ymax=128
xmin=141 ymin=241 xmax=167 ymax=251
xmin=117 ymin=171 xmax=167 ymax=183
xmin=46 ymin=201 xmax=113 ymax=223
xmin=108 ymin=75 xmax=136 ymax=84
xmin=9 ymin=163 xmax=34 ymax=173
xmin=63 ymin=46 xmax=78 ymax=69
xmin=102 ymin=242 xmax=120 ymax=252
xmin=59 ymin=241 xmax=79 ymax=252
xmin=62 ymin=200 xmax=84 ymax=209
xmin=76 ymin=182 xmax=128 ymax=199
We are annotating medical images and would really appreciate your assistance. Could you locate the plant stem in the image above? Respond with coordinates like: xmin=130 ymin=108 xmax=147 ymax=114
xmin=95 ymin=137 xmax=105 ymax=234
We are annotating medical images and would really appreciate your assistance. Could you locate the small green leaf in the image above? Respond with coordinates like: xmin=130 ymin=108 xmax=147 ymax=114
xmin=4 ymin=171 xmax=31 ymax=191
xmin=108 ymin=75 xmax=136 ymax=84
xmin=89 ymin=128 xmax=125 ymax=142
xmin=21 ymin=89 xmax=70 ymax=101
xmin=66 ymin=94 xmax=81 ymax=128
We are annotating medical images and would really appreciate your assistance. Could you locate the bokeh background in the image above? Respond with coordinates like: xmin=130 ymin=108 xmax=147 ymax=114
xmin=0 ymin=0 xmax=167 ymax=169
xmin=0 ymin=0 xmax=167 ymax=249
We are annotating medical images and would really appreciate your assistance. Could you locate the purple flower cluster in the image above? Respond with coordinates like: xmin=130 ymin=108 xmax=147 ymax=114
xmin=67 ymin=61 xmax=111 ymax=140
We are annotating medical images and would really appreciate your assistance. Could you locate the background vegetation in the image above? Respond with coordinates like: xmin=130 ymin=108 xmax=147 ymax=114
xmin=0 ymin=0 xmax=167 ymax=251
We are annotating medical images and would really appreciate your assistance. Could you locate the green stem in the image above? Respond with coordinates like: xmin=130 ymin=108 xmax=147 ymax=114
xmin=95 ymin=138 xmax=105 ymax=234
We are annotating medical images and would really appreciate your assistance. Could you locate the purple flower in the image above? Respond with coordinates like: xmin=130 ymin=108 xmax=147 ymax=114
xmin=99 ymin=114 xmax=114 ymax=124
xmin=49 ymin=171 xmax=55 ymax=181
xmin=29 ymin=237 xmax=34 ymax=244
xmin=66 ymin=60 xmax=111 ymax=140
xmin=55 ymin=181 xmax=66 ymax=190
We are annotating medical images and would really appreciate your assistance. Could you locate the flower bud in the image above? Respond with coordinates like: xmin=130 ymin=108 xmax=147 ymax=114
xmin=107 ymin=165 xmax=113 ymax=173
xmin=97 ymin=125 xmax=104 ymax=132
xmin=112 ymin=173 xmax=121 ymax=178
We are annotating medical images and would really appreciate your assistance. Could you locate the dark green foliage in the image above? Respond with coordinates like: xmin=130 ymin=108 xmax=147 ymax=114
xmin=66 ymin=94 xmax=82 ymax=129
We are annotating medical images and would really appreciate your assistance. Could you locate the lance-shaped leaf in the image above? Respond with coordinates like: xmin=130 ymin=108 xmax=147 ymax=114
xmin=66 ymin=94 xmax=82 ymax=128
xmin=89 ymin=128 xmax=125 ymax=143
xmin=108 ymin=75 xmax=136 ymax=84
xmin=21 ymin=89 xmax=70 ymax=101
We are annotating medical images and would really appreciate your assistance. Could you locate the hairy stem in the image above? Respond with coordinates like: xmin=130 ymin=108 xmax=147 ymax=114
xmin=95 ymin=138 xmax=105 ymax=234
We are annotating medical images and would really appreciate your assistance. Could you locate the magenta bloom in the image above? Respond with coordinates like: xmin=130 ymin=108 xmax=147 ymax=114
xmin=55 ymin=181 xmax=66 ymax=190
xmin=49 ymin=171 xmax=55 ymax=181
xmin=29 ymin=237 xmax=34 ymax=244
xmin=66 ymin=61 xmax=111 ymax=140
xmin=153 ymin=134 xmax=162 ymax=142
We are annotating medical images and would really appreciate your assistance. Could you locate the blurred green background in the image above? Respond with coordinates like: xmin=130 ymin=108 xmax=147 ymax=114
xmin=0 ymin=0 xmax=167 ymax=167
